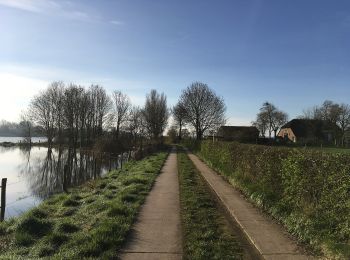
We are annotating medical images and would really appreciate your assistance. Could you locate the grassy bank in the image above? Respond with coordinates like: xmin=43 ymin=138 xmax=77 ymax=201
xmin=177 ymin=148 xmax=243 ymax=260
xmin=0 ymin=152 xmax=167 ymax=259
xmin=189 ymin=140 xmax=350 ymax=259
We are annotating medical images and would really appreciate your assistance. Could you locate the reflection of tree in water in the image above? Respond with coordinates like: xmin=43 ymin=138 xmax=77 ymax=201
xmin=19 ymin=148 xmax=107 ymax=199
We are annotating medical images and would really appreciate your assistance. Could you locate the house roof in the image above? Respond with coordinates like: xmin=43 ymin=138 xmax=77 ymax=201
xmin=217 ymin=126 xmax=259 ymax=137
xmin=281 ymin=119 xmax=339 ymax=138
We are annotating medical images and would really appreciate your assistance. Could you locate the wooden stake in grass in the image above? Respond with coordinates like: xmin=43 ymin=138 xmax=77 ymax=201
xmin=0 ymin=178 xmax=7 ymax=221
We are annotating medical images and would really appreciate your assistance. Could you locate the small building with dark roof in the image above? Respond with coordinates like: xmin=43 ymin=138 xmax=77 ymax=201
xmin=216 ymin=126 xmax=259 ymax=143
xmin=277 ymin=119 xmax=341 ymax=144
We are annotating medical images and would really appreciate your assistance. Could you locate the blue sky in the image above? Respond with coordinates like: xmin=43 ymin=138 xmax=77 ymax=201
xmin=0 ymin=0 xmax=350 ymax=124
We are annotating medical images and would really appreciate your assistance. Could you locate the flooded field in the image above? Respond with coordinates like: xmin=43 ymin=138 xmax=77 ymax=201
xmin=0 ymin=145 xmax=124 ymax=219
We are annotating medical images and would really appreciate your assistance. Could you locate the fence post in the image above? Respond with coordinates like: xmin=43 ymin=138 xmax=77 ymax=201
xmin=109 ymin=154 xmax=112 ymax=172
xmin=1 ymin=178 xmax=7 ymax=221
xmin=120 ymin=154 xmax=123 ymax=170
xmin=63 ymin=165 xmax=68 ymax=193
xmin=94 ymin=158 xmax=97 ymax=178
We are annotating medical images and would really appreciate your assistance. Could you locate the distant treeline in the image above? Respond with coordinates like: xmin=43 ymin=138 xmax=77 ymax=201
xmin=0 ymin=120 xmax=43 ymax=137
xmin=20 ymin=81 xmax=226 ymax=151
xmin=23 ymin=82 xmax=170 ymax=152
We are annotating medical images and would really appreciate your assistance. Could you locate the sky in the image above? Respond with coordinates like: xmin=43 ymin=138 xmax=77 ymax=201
xmin=0 ymin=0 xmax=350 ymax=124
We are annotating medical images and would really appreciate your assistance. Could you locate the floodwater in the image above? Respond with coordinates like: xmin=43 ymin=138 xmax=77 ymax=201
xmin=0 ymin=145 xmax=124 ymax=220
xmin=0 ymin=137 xmax=47 ymax=143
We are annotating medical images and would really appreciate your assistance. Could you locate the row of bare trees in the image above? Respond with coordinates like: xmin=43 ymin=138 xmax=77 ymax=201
xmin=26 ymin=81 xmax=227 ymax=149
xmin=28 ymin=82 xmax=111 ymax=148
xmin=26 ymin=82 xmax=169 ymax=150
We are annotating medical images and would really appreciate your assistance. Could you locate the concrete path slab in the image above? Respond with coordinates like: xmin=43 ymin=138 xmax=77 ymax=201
xmin=120 ymin=149 xmax=182 ymax=260
xmin=187 ymin=152 xmax=316 ymax=260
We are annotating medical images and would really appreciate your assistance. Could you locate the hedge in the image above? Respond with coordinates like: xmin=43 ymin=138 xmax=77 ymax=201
xmin=191 ymin=140 xmax=350 ymax=259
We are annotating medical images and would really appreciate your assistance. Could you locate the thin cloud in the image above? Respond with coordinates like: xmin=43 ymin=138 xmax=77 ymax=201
xmin=66 ymin=10 xmax=90 ymax=21
xmin=0 ymin=0 xmax=60 ymax=13
xmin=110 ymin=20 xmax=124 ymax=26
xmin=0 ymin=1 xmax=124 ymax=24
xmin=0 ymin=0 xmax=92 ymax=22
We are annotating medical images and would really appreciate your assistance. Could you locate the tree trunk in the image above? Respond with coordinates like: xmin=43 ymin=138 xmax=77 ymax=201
xmin=178 ymin=122 xmax=182 ymax=141
xmin=196 ymin=130 xmax=202 ymax=140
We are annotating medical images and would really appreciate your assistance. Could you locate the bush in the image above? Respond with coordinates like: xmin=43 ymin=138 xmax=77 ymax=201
xmin=193 ymin=141 xmax=350 ymax=258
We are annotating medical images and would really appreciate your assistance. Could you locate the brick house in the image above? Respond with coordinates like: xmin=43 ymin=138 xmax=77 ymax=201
xmin=277 ymin=119 xmax=341 ymax=144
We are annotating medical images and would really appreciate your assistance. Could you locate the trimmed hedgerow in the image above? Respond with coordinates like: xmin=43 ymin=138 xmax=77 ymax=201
xmin=192 ymin=141 xmax=350 ymax=259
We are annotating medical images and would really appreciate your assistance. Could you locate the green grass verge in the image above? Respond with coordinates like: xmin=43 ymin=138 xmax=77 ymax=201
xmin=177 ymin=149 xmax=243 ymax=260
xmin=0 ymin=152 xmax=167 ymax=259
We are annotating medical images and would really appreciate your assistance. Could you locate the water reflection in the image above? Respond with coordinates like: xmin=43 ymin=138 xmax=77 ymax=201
xmin=1 ymin=146 xmax=124 ymax=219
xmin=19 ymin=148 xmax=123 ymax=199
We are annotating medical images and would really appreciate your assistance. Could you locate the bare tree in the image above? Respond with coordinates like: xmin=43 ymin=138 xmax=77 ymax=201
xmin=29 ymin=87 xmax=57 ymax=148
xmin=315 ymin=100 xmax=341 ymax=123
xmin=272 ymin=110 xmax=288 ymax=137
xmin=179 ymin=82 xmax=226 ymax=140
xmin=85 ymin=85 xmax=111 ymax=141
xmin=112 ymin=90 xmax=131 ymax=140
xmin=20 ymin=112 xmax=33 ymax=145
xmin=301 ymin=106 xmax=319 ymax=119
xmin=127 ymin=106 xmax=145 ymax=147
xmin=172 ymin=102 xmax=187 ymax=141
xmin=253 ymin=102 xmax=288 ymax=138
xmin=47 ymin=81 xmax=65 ymax=144
xmin=62 ymin=84 xmax=85 ymax=149
xmin=338 ymin=104 xmax=350 ymax=146
xmin=252 ymin=111 xmax=269 ymax=137
xmin=142 ymin=89 xmax=169 ymax=141
xmin=167 ymin=125 xmax=178 ymax=143
xmin=90 ymin=85 xmax=111 ymax=138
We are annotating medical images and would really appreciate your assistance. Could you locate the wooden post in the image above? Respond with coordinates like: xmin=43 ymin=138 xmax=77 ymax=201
xmin=63 ymin=165 xmax=68 ymax=193
xmin=94 ymin=158 xmax=97 ymax=178
xmin=120 ymin=154 xmax=123 ymax=170
xmin=1 ymin=178 xmax=7 ymax=221
xmin=109 ymin=154 xmax=112 ymax=171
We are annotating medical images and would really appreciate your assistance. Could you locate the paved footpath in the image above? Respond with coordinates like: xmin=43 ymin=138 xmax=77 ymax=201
xmin=120 ymin=149 xmax=182 ymax=260
xmin=187 ymin=152 xmax=316 ymax=260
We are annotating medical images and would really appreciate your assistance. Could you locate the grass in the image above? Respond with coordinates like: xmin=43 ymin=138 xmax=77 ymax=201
xmin=177 ymin=148 xmax=243 ymax=260
xmin=0 ymin=151 xmax=167 ymax=259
